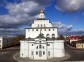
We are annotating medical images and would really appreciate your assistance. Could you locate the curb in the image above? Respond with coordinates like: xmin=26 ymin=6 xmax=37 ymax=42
xmin=13 ymin=52 xmax=70 ymax=62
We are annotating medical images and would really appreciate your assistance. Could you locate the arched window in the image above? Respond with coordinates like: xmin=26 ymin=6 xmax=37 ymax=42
xmin=46 ymin=34 xmax=50 ymax=37
xmin=52 ymin=34 xmax=55 ymax=37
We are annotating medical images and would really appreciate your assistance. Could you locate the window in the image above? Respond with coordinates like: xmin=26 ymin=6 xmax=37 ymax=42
xmin=48 ymin=51 xmax=50 ymax=56
xmin=43 ymin=46 xmax=44 ymax=49
xmin=49 ymin=29 xmax=50 ymax=31
xmin=46 ymin=34 xmax=50 ymax=37
xmin=36 ymin=46 xmax=38 ymax=49
xmin=36 ymin=51 xmax=38 ymax=55
xmin=39 ymin=45 xmax=41 ymax=49
xmin=32 ymin=44 xmax=33 ymax=46
xmin=47 ymin=43 xmax=50 ymax=46
xmin=36 ymin=29 xmax=38 ymax=31
xmin=52 ymin=34 xmax=55 ymax=37
xmin=31 ymin=51 xmax=33 ymax=55
xmin=22 ymin=53 xmax=23 ymax=56
xmin=43 ymin=51 xmax=45 ymax=55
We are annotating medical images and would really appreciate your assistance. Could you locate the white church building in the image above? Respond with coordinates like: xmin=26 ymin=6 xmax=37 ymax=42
xmin=20 ymin=10 xmax=65 ymax=60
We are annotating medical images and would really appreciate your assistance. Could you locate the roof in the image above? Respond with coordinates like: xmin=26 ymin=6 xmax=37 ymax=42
xmin=36 ymin=18 xmax=47 ymax=20
xmin=25 ymin=27 xmax=57 ymax=29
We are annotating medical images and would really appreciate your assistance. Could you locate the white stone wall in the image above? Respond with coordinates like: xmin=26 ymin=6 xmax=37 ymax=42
xmin=20 ymin=40 xmax=29 ymax=58
xmin=20 ymin=39 xmax=65 ymax=59
xmin=25 ymin=28 xmax=58 ymax=38
xmin=0 ymin=37 xmax=3 ymax=49
xmin=32 ymin=20 xmax=52 ymax=28
xmin=47 ymin=41 xmax=53 ymax=59
xmin=54 ymin=40 xmax=65 ymax=57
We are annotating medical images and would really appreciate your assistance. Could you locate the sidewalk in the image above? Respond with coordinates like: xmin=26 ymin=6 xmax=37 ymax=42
xmin=13 ymin=52 xmax=70 ymax=62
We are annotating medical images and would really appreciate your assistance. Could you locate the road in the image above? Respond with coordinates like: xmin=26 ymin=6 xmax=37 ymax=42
xmin=0 ymin=44 xmax=84 ymax=62
xmin=0 ymin=46 xmax=19 ymax=62
xmin=64 ymin=43 xmax=84 ymax=61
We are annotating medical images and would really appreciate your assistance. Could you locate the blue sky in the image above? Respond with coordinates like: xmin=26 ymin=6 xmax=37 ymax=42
xmin=0 ymin=0 xmax=84 ymax=36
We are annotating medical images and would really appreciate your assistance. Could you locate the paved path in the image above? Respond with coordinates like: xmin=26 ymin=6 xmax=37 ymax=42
xmin=0 ymin=46 xmax=19 ymax=62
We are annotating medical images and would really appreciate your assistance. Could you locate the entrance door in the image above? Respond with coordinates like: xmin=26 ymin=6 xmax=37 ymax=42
xmin=39 ymin=51 xmax=42 ymax=57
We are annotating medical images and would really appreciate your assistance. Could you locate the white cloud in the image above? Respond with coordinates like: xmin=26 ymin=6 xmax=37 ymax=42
xmin=52 ymin=22 xmax=73 ymax=31
xmin=0 ymin=0 xmax=50 ymax=35
xmin=56 ymin=0 xmax=84 ymax=12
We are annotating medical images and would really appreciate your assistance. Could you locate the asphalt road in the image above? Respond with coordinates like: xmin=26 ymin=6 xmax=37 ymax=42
xmin=64 ymin=43 xmax=84 ymax=61
xmin=0 ymin=46 xmax=19 ymax=62
xmin=0 ymin=44 xmax=84 ymax=62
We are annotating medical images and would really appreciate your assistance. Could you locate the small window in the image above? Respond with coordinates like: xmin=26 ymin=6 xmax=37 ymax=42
xmin=36 ymin=51 xmax=38 ymax=55
xmin=36 ymin=29 xmax=38 ymax=31
xmin=36 ymin=46 xmax=38 ymax=49
xmin=46 ymin=34 xmax=49 ymax=37
xmin=47 ymin=43 xmax=50 ymax=46
xmin=49 ymin=29 xmax=50 ymax=31
xmin=43 ymin=51 xmax=45 ymax=55
xmin=52 ymin=34 xmax=55 ymax=37
xmin=43 ymin=46 xmax=44 ymax=49
xmin=22 ymin=53 xmax=23 ymax=56
xmin=39 ymin=45 xmax=41 ymax=49
xmin=32 ymin=44 xmax=33 ymax=46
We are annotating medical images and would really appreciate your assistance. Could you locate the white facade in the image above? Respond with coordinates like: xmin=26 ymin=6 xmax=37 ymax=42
xmin=20 ymin=10 xmax=65 ymax=60
xmin=0 ymin=37 xmax=3 ymax=49
xmin=26 ymin=10 xmax=58 ymax=38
